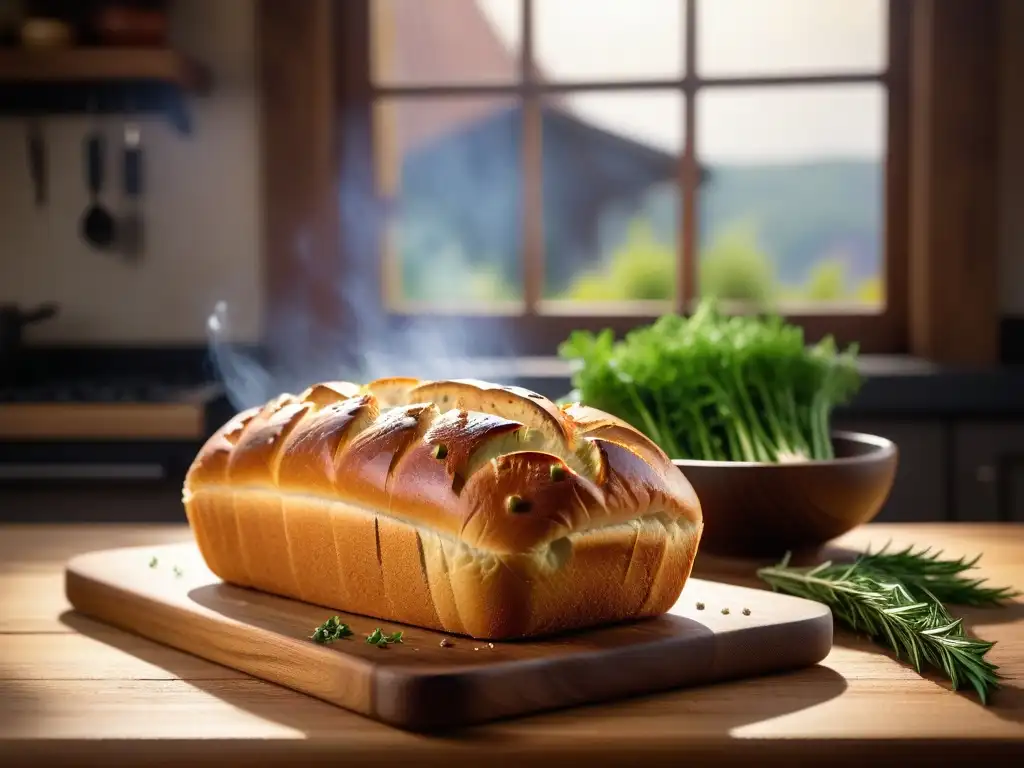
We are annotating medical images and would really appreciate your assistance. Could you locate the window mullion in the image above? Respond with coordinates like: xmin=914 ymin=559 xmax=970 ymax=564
xmin=522 ymin=0 xmax=543 ymax=315
xmin=680 ymin=0 xmax=698 ymax=314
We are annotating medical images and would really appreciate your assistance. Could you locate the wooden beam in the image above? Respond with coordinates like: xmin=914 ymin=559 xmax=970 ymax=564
xmin=907 ymin=0 xmax=1001 ymax=365
xmin=521 ymin=0 xmax=543 ymax=313
xmin=256 ymin=0 xmax=352 ymax=368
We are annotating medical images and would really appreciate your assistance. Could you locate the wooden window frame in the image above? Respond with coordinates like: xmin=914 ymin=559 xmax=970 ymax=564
xmin=257 ymin=0 xmax=999 ymax=365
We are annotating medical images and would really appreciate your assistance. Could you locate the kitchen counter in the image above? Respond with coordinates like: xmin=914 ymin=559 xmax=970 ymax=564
xmin=1 ymin=523 xmax=1022 ymax=765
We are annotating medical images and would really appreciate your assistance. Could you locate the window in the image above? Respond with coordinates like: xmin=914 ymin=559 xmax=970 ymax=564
xmin=261 ymin=1 xmax=1001 ymax=366
xmin=356 ymin=0 xmax=906 ymax=354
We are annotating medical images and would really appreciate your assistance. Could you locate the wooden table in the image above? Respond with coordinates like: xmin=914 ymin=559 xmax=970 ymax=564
xmin=2 ymin=523 xmax=1022 ymax=766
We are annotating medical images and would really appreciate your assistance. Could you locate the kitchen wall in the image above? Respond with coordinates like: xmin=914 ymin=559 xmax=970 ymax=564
xmin=0 ymin=0 xmax=1021 ymax=345
xmin=998 ymin=0 xmax=1024 ymax=314
xmin=0 ymin=0 xmax=262 ymax=345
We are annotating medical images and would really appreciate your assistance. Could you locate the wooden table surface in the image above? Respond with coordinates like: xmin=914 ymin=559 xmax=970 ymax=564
xmin=2 ymin=523 xmax=1022 ymax=766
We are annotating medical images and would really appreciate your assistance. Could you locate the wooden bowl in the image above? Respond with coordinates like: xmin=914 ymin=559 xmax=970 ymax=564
xmin=673 ymin=431 xmax=898 ymax=559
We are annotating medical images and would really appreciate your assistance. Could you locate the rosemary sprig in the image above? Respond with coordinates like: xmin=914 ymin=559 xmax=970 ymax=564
xmin=855 ymin=542 xmax=1020 ymax=606
xmin=758 ymin=553 xmax=1009 ymax=704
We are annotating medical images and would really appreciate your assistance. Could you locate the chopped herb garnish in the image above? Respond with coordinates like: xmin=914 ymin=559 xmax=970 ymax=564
xmin=721 ymin=607 xmax=730 ymax=615
xmin=549 ymin=464 xmax=567 ymax=482
xmin=506 ymin=494 xmax=531 ymax=514
xmin=172 ymin=565 xmax=183 ymax=577
xmin=695 ymin=601 xmax=705 ymax=610
xmin=366 ymin=628 xmax=404 ymax=648
xmin=311 ymin=616 xmax=354 ymax=644
xmin=148 ymin=556 xmax=158 ymax=568
xmin=742 ymin=607 xmax=751 ymax=616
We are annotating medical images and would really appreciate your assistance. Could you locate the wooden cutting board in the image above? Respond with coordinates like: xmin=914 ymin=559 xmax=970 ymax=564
xmin=65 ymin=542 xmax=834 ymax=731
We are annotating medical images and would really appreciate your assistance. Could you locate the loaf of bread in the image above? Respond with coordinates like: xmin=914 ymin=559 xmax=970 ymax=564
xmin=182 ymin=378 xmax=703 ymax=640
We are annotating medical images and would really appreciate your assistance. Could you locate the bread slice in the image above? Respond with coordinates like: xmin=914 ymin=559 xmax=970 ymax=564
xmin=183 ymin=379 xmax=703 ymax=639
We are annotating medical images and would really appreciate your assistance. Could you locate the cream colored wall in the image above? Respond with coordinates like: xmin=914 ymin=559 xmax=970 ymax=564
xmin=0 ymin=0 xmax=262 ymax=345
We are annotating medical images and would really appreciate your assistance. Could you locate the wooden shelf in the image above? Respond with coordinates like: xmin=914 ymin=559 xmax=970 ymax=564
xmin=0 ymin=47 xmax=211 ymax=133
xmin=0 ymin=402 xmax=205 ymax=441
xmin=0 ymin=47 xmax=210 ymax=92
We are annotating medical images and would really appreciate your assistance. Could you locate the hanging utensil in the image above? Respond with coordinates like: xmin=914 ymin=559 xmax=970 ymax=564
xmin=26 ymin=116 xmax=46 ymax=207
xmin=0 ymin=302 xmax=59 ymax=387
xmin=80 ymin=128 xmax=116 ymax=250
xmin=120 ymin=118 xmax=144 ymax=261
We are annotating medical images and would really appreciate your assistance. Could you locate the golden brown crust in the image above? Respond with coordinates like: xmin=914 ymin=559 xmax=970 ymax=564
xmin=299 ymin=381 xmax=364 ymax=407
xmin=363 ymin=376 xmax=421 ymax=407
xmin=183 ymin=378 xmax=704 ymax=639
xmin=562 ymin=401 xmax=672 ymax=468
xmin=409 ymin=379 xmax=577 ymax=443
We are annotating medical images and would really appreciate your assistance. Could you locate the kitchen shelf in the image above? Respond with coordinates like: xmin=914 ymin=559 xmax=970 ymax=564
xmin=0 ymin=47 xmax=211 ymax=90
xmin=0 ymin=47 xmax=211 ymax=133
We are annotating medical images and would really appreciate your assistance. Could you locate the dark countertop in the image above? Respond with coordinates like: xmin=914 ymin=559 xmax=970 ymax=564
xmin=6 ymin=346 xmax=1024 ymax=422
xmin=835 ymin=358 xmax=1024 ymax=418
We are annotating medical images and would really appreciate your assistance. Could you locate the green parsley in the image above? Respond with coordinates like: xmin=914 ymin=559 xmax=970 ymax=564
xmin=311 ymin=616 xmax=354 ymax=645
xmin=148 ymin=556 xmax=158 ymax=568
xmin=366 ymin=628 xmax=404 ymax=648
xmin=505 ymin=494 xmax=531 ymax=514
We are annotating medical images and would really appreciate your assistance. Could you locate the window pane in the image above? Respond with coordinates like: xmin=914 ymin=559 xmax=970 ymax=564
xmin=696 ymin=85 xmax=885 ymax=310
xmin=374 ymin=96 xmax=524 ymax=310
xmin=371 ymin=0 xmax=522 ymax=86
xmin=542 ymin=91 xmax=682 ymax=311
xmin=698 ymin=0 xmax=887 ymax=77
xmin=535 ymin=0 xmax=685 ymax=82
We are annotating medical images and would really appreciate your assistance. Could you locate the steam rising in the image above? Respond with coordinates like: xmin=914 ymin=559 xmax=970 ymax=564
xmin=208 ymin=297 xmax=516 ymax=413
xmin=207 ymin=303 xmax=275 ymax=412
xmin=206 ymin=112 xmax=517 ymax=413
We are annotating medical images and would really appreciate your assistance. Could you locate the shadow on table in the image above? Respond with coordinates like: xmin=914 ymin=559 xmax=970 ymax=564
xmin=832 ymin=628 xmax=1024 ymax=724
xmin=958 ymin=600 xmax=1024 ymax=628
xmin=59 ymin=608 xmax=849 ymax=744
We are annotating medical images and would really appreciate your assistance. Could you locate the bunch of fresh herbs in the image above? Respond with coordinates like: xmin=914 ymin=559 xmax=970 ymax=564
xmin=758 ymin=543 xmax=1019 ymax=703
xmin=558 ymin=298 xmax=862 ymax=462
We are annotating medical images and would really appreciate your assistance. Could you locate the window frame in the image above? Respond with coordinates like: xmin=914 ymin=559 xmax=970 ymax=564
xmin=257 ymin=0 xmax=998 ymax=364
